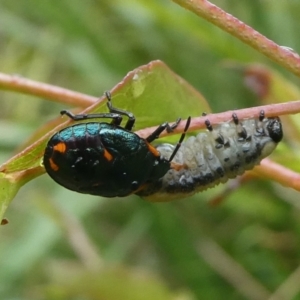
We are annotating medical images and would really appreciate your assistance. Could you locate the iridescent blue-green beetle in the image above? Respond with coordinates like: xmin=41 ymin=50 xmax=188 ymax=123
xmin=43 ymin=92 xmax=190 ymax=197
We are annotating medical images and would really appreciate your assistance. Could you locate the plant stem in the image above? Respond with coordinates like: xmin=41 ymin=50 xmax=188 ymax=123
xmin=0 ymin=72 xmax=97 ymax=107
xmin=171 ymin=0 xmax=300 ymax=77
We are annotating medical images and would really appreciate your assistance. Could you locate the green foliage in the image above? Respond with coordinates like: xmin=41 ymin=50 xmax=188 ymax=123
xmin=1 ymin=1 xmax=300 ymax=299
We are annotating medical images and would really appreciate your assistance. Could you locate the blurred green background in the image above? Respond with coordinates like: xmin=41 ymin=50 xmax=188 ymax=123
xmin=1 ymin=1 xmax=300 ymax=299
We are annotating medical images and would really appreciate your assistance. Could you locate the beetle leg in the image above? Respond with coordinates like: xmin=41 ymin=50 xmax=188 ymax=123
xmin=60 ymin=110 xmax=123 ymax=125
xmin=105 ymin=91 xmax=136 ymax=130
xmin=146 ymin=117 xmax=182 ymax=143
xmin=60 ymin=92 xmax=136 ymax=129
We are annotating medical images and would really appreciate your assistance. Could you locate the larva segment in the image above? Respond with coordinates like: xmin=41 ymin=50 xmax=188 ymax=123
xmin=137 ymin=115 xmax=283 ymax=202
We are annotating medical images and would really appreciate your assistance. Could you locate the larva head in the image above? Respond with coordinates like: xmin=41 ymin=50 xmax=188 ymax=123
xmin=266 ymin=117 xmax=283 ymax=143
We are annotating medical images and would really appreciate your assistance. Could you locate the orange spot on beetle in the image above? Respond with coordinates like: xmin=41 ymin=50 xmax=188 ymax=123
xmin=53 ymin=142 xmax=67 ymax=153
xmin=49 ymin=158 xmax=59 ymax=171
xmin=103 ymin=149 xmax=113 ymax=161
xmin=146 ymin=142 xmax=160 ymax=157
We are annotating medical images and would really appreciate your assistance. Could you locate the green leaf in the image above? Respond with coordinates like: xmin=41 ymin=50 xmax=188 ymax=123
xmin=0 ymin=167 xmax=44 ymax=222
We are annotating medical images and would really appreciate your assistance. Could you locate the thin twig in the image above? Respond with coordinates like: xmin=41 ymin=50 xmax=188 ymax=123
xmin=0 ymin=72 xmax=97 ymax=107
xmin=171 ymin=0 xmax=300 ymax=77
xmin=254 ymin=159 xmax=300 ymax=192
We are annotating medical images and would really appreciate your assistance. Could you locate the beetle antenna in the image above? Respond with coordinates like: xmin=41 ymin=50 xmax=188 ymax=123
xmin=168 ymin=117 xmax=191 ymax=162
